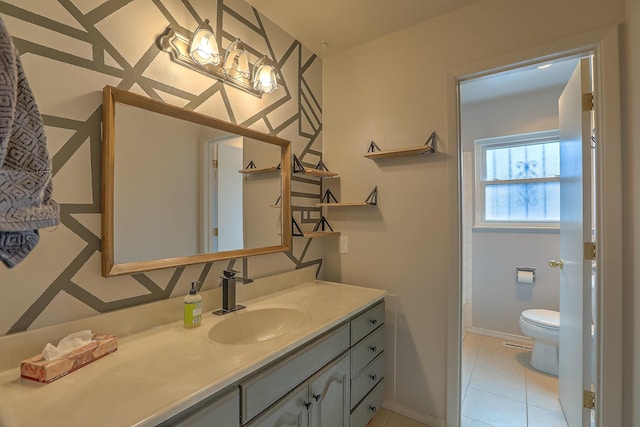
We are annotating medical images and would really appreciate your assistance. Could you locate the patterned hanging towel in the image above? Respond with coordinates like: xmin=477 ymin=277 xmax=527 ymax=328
xmin=0 ymin=17 xmax=60 ymax=268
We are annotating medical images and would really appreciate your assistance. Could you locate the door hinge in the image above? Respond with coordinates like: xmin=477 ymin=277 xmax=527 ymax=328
xmin=583 ymin=389 xmax=595 ymax=410
xmin=584 ymin=242 xmax=596 ymax=260
xmin=582 ymin=92 xmax=594 ymax=111
xmin=212 ymin=159 xmax=218 ymax=168
xmin=212 ymin=228 xmax=218 ymax=236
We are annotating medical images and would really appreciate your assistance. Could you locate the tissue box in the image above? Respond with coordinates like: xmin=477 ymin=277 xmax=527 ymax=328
xmin=20 ymin=333 xmax=117 ymax=383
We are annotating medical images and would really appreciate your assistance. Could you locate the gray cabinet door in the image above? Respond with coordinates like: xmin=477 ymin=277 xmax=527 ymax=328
xmin=161 ymin=387 xmax=239 ymax=427
xmin=309 ymin=353 xmax=350 ymax=427
xmin=246 ymin=382 xmax=309 ymax=427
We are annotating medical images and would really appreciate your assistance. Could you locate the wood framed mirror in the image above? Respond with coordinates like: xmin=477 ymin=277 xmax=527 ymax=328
xmin=101 ymin=86 xmax=291 ymax=277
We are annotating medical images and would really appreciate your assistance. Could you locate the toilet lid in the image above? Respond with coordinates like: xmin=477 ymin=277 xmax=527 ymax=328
xmin=522 ymin=309 xmax=560 ymax=328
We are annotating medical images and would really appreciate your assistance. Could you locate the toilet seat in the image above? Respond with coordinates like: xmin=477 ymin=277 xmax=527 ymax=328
xmin=521 ymin=309 xmax=559 ymax=330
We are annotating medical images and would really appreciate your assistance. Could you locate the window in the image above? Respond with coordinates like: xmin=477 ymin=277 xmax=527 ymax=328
xmin=474 ymin=130 xmax=560 ymax=228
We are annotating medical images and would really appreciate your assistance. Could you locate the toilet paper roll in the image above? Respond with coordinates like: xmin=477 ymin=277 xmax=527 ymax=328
xmin=517 ymin=270 xmax=535 ymax=284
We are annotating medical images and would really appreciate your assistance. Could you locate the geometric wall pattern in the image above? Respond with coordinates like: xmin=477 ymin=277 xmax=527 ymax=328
xmin=0 ymin=0 xmax=324 ymax=335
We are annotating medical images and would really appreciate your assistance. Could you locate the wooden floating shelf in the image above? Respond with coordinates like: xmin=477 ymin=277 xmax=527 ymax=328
xmin=300 ymin=168 xmax=339 ymax=178
xmin=293 ymin=155 xmax=338 ymax=178
xmin=363 ymin=145 xmax=435 ymax=159
xmin=316 ymin=187 xmax=377 ymax=207
xmin=316 ymin=201 xmax=371 ymax=207
xmin=239 ymin=166 xmax=280 ymax=174
xmin=301 ymin=231 xmax=340 ymax=238
xmin=364 ymin=131 xmax=436 ymax=160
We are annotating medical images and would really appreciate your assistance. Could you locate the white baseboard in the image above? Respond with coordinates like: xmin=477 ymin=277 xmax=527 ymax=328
xmin=382 ymin=400 xmax=445 ymax=427
xmin=467 ymin=327 xmax=532 ymax=344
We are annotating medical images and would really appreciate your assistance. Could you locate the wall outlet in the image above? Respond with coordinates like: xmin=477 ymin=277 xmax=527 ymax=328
xmin=339 ymin=236 xmax=348 ymax=254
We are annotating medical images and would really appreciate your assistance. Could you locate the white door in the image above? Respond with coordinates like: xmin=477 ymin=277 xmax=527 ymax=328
xmin=216 ymin=140 xmax=244 ymax=252
xmin=557 ymin=57 xmax=594 ymax=427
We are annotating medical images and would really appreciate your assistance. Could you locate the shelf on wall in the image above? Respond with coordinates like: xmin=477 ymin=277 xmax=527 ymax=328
xmin=239 ymin=160 xmax=281 ymax=174
xmin=293 ymin=155 xmax=338 ymax=178
xmin=292 ymin=216 xmax=339 ymax=238
xmin=315 ymin=187 xmax=378 ymax=207
xmin=364 ymin=131 xmax=436 ymax=160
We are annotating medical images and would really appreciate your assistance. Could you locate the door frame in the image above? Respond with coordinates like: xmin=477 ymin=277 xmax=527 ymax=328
xmin=445 ymin=26 xmax=623 ymax=427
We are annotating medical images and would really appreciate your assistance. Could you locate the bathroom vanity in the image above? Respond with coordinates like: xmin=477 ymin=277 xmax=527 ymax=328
xmin=0 ymin=268 xmax=386 ymax=427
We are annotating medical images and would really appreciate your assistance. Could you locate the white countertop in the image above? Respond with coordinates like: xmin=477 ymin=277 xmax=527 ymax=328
xmin=0 ymin=279 xmax=385 ymax=427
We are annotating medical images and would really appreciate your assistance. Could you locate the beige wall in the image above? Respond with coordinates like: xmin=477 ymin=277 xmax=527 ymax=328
xmin=623 ymin=0 xmax=640 ymax=426
xmin=323 ymin=0 xmax=624 ymax=423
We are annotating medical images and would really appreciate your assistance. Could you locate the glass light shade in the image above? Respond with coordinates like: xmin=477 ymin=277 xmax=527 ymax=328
xmin=252 ymin=56 xmax=278 ymax=93
xmin=189 ymin=19 xmax=220 ymax=65
xmin=223 ymin=39 xmax=250 ymax=81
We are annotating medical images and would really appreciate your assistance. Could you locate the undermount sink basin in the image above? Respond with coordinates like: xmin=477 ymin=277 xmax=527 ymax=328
xmin=208 ymin=307 xmax=309 ymax=345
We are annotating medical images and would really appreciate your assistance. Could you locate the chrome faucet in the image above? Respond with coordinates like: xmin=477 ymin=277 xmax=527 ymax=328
xmin=213 ymin=269 xmax=253 ymax=315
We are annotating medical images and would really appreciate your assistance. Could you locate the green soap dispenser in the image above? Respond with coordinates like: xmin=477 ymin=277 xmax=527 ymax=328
xmin=184 ymin=281 xmax=202 ymax=328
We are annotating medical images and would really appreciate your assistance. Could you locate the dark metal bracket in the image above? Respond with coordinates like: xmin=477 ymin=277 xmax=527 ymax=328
xmin=365 ymin=186 xmax=378 ymax=205
xmin=292 ymin=217 xmax=304 ymax=237
xmin=313 ymin=216 xmax=334 ymax=232
xmin=293 ymin=154 xmax=306 ymax=173
xmin=320 ymin=189 xmax=339 ymax=204
xmin=423 ymin=131 xmax=436 ymax=153
xmin=367 ymin=141 xmax=382 ymax=153
xmin=245 ymin=160 xmax=257 ymax=169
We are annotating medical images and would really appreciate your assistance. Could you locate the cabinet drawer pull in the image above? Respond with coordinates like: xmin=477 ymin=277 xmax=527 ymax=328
xmin=370 ymin=345 xmax=377 ymax=353
xmin=304 ymin=401 xmax=312 ymax=410
xmin=369 ymin=319 xmax=378 ymax=326
xmin=369 ymin=374 xmax=377 ymax=382
xmin=313 ymin=393 xmax=321 ymax=401
xmin=369 ymin=405 xmax=377 ymax=413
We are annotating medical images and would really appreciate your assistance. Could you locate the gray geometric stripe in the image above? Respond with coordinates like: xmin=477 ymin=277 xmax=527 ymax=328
xmin=2 ymin=0 xmax=324 ymax=334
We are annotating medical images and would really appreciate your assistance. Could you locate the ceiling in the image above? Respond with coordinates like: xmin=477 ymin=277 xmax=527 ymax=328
xmin=245 ymin=1 xmax=581 ymax=103
xmin=460 ymin=57 xmax=581 ymax=104
xmin=245 ymin=0 xmax=481 ymax=58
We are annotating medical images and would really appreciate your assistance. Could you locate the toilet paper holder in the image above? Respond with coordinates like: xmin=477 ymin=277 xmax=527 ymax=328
xmin=516 ymin=267 xmax=535 ymax=283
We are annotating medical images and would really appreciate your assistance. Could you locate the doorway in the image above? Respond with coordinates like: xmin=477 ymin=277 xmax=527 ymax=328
xmin=458 ymin=55 xmax=595 ymax=426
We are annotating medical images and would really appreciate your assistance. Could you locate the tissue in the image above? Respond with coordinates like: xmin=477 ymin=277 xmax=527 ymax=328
xmin=42 ymin=330 xmax=93 ymax=361
xmin=21 ymin=332 xmax=118 ymax=383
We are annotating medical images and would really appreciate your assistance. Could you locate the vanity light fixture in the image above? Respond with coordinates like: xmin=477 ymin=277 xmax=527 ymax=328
xmin=189 ymin=19 xmax=219 ymax=65
xmin=252 ymin=56 xmax=278 ymax=93
xmin=223 ymin=38 xmax=250 ymax=81
xmin=158 ymin=22 xmax=279 ymax=97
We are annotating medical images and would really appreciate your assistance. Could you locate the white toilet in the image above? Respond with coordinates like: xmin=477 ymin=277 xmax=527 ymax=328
xmin=519 ymin=309 xmax=560 ymax=376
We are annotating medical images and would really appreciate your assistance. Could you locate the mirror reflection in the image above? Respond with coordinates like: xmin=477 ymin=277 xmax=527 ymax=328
xmin=102 ymin=86 xmax=291 ymax=277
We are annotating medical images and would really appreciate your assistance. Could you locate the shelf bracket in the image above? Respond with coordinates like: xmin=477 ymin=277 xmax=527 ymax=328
xmin=367 ymin=141 xmax=382 ymax=153
xmin=245 ymin=160 xmax=257 ymax=170
xmin=292 ymin=217 xmax=304 ymax=237
xmin=365 ymin=186 xmax=378 ymax=205
xmin=423 ymin=131 xmax=436 ymax=153
xmin=293 ymin=154 xmax=306 ymax=174
xmin=315 ymin=160 xmax=331 ymax=173
xmin=320 ymin=189 xmax=339 ymax=204
xmin=272 ymin=194 xmax=281 ymax=207
xmin=313 ymin=216 xmax=334 ymax=232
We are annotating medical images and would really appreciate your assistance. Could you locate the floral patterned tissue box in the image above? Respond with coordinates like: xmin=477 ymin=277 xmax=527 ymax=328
xmin=20 ymin=333 xmax=118 ymax=383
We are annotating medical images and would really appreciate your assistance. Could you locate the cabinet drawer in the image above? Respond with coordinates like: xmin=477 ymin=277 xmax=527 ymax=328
xmin=350 ymin=325 xmax=384 ymax=376
xmin=350 ymin=379 xmax=385 ymax=427
xmin=158 ymin=387 xmax=239 ymax=427
xmin=241 ymin=323 xmax=350 ymax=423
xmin=350 ymin=353 xmax=384 ymax=409
xmin=350 ymin=301 xmax=385 ymax=345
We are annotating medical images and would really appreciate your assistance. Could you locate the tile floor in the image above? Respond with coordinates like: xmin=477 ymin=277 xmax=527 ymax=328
xmin=461 ymin=332 xmax=568 ymax=427
xmin=366 ymin=332 xmax=567 ymax=427
xmin=367 ymin=408 xmax=431 ymax=427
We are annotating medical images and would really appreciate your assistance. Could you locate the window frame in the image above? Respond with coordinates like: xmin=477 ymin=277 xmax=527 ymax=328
xmin=474 ymin=129 xmax=560 ymax=229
